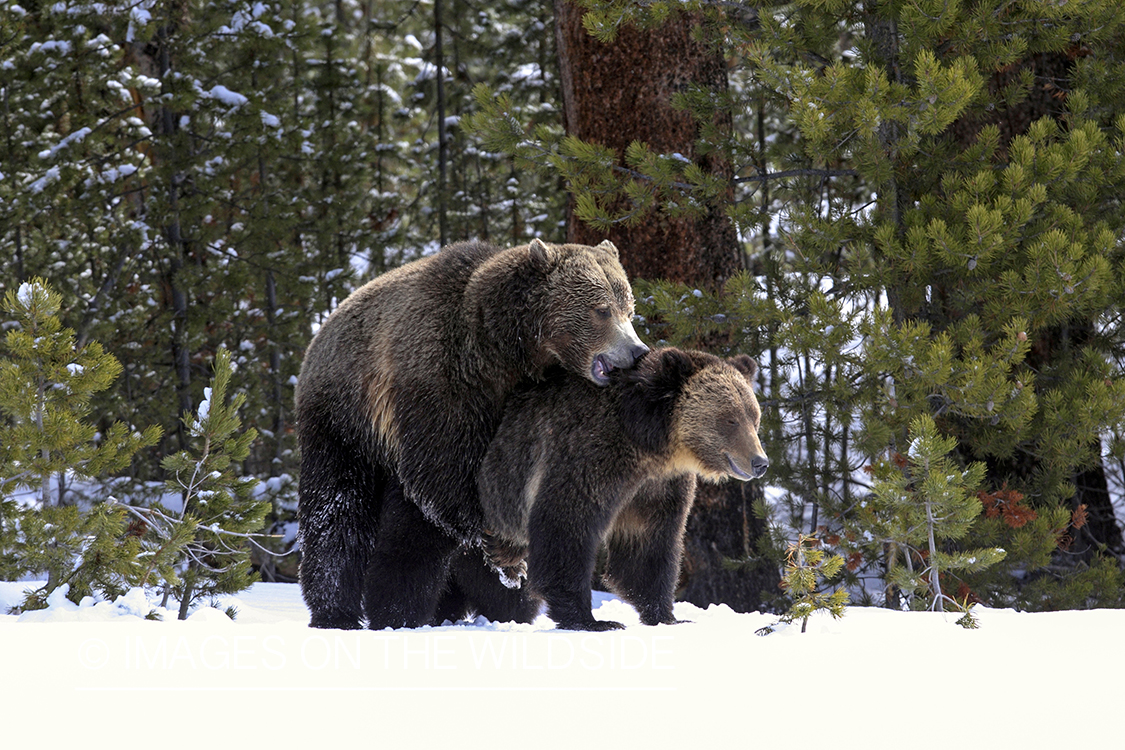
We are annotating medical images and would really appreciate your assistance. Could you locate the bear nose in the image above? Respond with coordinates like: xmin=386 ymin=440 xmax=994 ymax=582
xmin=750 ymin=455 xmax=769 ymax=478
xmin=629 ymin=342 xmax=649 ymax=364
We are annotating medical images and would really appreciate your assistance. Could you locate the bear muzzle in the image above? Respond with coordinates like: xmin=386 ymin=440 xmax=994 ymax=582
xmin=727 ymin=452 xmax=769 ymax=481
xmin=590 ymin=321 xmax=649 ymax=384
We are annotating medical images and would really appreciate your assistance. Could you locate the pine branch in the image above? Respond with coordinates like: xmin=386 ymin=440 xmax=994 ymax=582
xmin=734 ymin=168 xmax=860 ymax=184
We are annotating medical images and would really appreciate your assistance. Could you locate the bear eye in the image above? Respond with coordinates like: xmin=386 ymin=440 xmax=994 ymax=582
xmin=594 ymin=305 xmax=612 ymax=319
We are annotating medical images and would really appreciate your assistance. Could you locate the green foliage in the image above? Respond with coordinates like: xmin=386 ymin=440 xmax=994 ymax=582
xmin=140 ymin=348 xmax=270 ymax=618
xmin=1016 ymin=555 xmax=1125 ymax=611
xmin=15 ymin=502 xmax=141 ymax=610
xmin=864 ymin=415 xmax=1004 ymax=617
xmin=0 ymin=280 xmax=161 ymax=505
xmin=0 ymin=495 xmax=19 ymax=582
xmin=759 ymin=534 xmax=849 ymax=634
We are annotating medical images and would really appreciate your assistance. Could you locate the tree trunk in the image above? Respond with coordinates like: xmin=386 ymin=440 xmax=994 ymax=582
xmin=555 ymin=1 xmax=742 ymax=288
xmin=434 ymin=0 xmax=450 ymax=247
xmin=556 ymin=0 xmax=779 ymax=612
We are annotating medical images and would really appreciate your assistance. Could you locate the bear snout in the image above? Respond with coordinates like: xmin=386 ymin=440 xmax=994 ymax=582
xmin=591 ymin=322 xmax=649 ymax=384
xmin=750 ymin=454 xmax=769 ymax=478
xmin=726 ymin=452 xmax=769 ymax=480
xmin=606 ymin=319 xmax=648 ymax=367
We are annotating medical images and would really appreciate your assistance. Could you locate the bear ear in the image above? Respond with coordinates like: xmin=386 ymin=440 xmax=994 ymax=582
xmin=595 ymin=239 xmax=619 ymax=259
xmin=726 ymin=354 xmax=758 ymax=380
xmin=654 ymin=348 xmax=699 ymax=396
xmin=529 ymin=238 xmax=557 ymax=273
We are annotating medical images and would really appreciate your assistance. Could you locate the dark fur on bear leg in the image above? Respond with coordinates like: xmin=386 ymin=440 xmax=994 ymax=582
xmin=441 ymin=547 xmax=540 ymax=625
xmin=364 ymin=482 xmax=459 ymax=629
xmin=297 ymin=423 xmax=385 ymax=630
xmin=526 ymin=496 xmax=625 ymax=631
xmin=432 ymin=576 xmax=470 ymax=625
xmin=603 ymin=477 xmax=696 ymax=626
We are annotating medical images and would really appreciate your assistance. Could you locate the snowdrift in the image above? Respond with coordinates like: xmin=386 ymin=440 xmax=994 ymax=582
xmin=1 ymin=581 xmax=1120 ymax=748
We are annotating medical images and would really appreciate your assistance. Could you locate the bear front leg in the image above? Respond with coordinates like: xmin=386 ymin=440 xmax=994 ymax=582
xmin=526 ymin=481 xmax=625 ymax=632
xmin=603 ymin=476 xmax=697 ymax=626
xmin=364 ymin=480 xmax=460 ymax=629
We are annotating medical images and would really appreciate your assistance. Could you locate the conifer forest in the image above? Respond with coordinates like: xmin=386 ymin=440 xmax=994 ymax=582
xmin=2 ymin=0 xmax=1125 ymax=619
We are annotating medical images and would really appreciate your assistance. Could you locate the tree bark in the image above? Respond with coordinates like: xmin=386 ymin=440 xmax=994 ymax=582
xmin=556 ymin=0 xmax=779 ymax=612
xmin=434 ymin=0 xmax=449 ymax=247
xmin=555 ymin=1 xmax=742 ymax=288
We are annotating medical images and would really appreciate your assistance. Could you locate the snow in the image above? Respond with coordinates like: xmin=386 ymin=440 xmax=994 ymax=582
xmin=208 ymin=84 xmax=249 ymax=108
xmin=1 ymin=581 xmax=1120 ymax=747
xmin=197 ymin=386 xmax=212 ymax=422
xmin=28 ymin=165 xmax=60 ymax=193
xmin=41 ymin=126 xmax=92 ymax=159
xmin=16 ymin=282 xmax=35 ymax=307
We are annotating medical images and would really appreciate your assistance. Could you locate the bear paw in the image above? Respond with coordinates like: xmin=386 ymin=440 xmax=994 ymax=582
xmin=640 ymin=613 xmax=692 ymax=627
xmin=495 ymin=563 xmax=527 ymax=589
xmin=483 ymin=532 xmax=528 ymax=589
xmin=309 ymin=614 xmax=363 ymax=630
xmin=556 ymin=619 xmax=626 ymax=632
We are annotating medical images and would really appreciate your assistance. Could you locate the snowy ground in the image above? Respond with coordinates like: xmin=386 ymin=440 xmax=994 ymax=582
xmin=2 ymin=582 xmax=1120 ymax=748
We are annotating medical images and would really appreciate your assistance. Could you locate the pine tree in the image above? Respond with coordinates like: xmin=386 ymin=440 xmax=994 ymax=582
xmin=757 ymin=533 xmax=849 ymax=635
xmin=0 ymin=280 xmax=160 ymax=506
xmin=470 ymin=0 xmax=1125 ymax=609
xmin=0 ymin=279 xmax=160 ymax=608
xmin=863 ymin=415 xmax=1005 ymax=618
xmin=132 ymin=348 xmax=269 ymax=619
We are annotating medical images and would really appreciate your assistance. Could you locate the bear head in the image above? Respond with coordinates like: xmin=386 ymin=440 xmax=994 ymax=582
xmin=618 ymin=348 xmax=769 ymax=482
xmin=529 ymin=238 xmax=648 ymax=385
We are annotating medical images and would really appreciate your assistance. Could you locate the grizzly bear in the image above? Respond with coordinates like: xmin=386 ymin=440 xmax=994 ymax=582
xmin=295 ymin=239 xmax=647 ymax=630
xmin=463 ymin=347 xmax=767 ymax=631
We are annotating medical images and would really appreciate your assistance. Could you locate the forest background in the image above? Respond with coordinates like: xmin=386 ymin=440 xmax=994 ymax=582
xmin=3 ymin=0 xmax=1125 ymax=618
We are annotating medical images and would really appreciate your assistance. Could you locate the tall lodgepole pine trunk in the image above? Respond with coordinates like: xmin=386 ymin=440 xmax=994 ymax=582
xmin=555 ymin=1 xmax=742 ymax=289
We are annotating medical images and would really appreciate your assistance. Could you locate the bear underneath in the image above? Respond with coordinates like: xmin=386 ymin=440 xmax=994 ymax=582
xmin=446 ymin=347 xmax=767 ymax=631
xmin=295 ymin=238 xmax=647 ymax=630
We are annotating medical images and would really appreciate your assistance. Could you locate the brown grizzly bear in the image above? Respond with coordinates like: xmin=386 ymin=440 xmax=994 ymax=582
xmin=456 ymin=347 xmax=767 ymax=631
xmin=295 ymin=239 xmax=647 ymax=630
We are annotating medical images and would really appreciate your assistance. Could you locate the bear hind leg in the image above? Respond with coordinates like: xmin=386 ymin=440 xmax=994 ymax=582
xmin=364 ymin=480 xmax=460 ymax=629
xmin=442 ymin=546 xmax=540 ymax=625
xmin=298 ymin=445 xmax=384 ymax=630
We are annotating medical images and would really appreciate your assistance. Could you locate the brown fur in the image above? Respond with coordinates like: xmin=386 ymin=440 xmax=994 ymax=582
xmin=295 ymin=239 xmax=648 ymax=630
xmin=465 ymin=348 xmax=768 ymax=631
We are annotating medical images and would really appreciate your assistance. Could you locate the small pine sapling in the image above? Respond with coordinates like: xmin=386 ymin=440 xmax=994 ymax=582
xmin=128 ymin=349 xmax=270 ymax=619
xmin=867 ymin=415 xmax=1006 ymax=625
xmin=758 ymin=534 xmax=849 ymax=635
xmin=0 ymin=280 xmax=161 ymax=506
